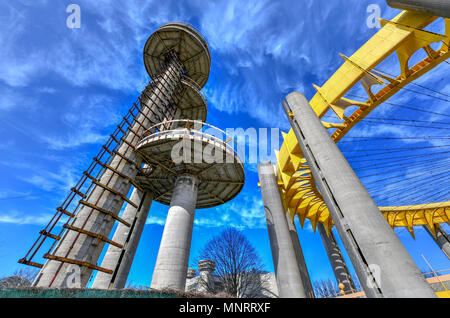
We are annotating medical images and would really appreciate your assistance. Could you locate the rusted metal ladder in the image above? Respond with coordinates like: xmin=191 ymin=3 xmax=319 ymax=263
xmin=18 ymin=56 xmax=185 ymax=275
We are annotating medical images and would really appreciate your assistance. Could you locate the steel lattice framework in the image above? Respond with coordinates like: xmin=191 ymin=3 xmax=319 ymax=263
xmin=275 ymin=10 xmax=450 ymax=238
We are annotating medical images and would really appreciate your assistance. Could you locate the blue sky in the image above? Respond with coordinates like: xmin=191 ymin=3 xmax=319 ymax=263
xmin=0 ymin=0 xmax=449 ymax=288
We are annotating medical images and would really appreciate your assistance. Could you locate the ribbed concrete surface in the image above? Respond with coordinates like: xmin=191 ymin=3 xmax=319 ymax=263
xmin=285 ymin=214 xmax=315 ymax=297
xmin=32 ymin=60 xmax=182 ymax=288
xmin=92 ymin=189 xmax=153 ymax=289
xmin=283 ymin=91 xmax=436 ymax=298
xmin=150 ymin=174 xmax=198 ymax=291
xmin=258 ymin=162 xmax=307 ymax=298
xmin=387 ymin=0 xmax=450 ymax=19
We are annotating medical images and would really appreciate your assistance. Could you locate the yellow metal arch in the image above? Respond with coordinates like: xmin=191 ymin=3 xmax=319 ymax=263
xmin=275 ymin=10 xmax=450 ymax=238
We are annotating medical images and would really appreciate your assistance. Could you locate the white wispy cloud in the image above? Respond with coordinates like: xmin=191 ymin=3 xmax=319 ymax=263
xmin=144 ymin=193 xmax=267 ymax=230
xmin=0 ymin=87 xmax=37 ymax=111
xmin=40 ymin=94 xmax=119 ymax=150
xmin=194 ymin=194 xmax=267 ymax=230
xmin=0 ymin=1 xmax=151 ymax=92
xmin=193 ymin=0 xmax=400 ymax=128
xmin=20 ymin=166 xmax=77 ymax=193
xmin=0 ymin=190 xmax=44 ymax=201
xmin=0 ymin=211 xmax=54 ymax=226
xmin=146 ymin=215 xmax=166 ymax=226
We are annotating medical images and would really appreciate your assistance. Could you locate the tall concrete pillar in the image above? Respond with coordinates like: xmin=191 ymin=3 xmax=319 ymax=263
xmin=150 ymin=174 xmax=198 ymax=291
xmin=32 ymin=59 xmax=182 ymax=288
xmin=386 ymin=0 xmax=450 ymax=19
xmin=258 ymin=162 xmax=307 ymax=298
xmin=92 ymin=189 xmax=153 ymax=289
xmin=285 ymin=214 xmax=315 ymax=298
xmin=423 ymin=224 xmax=450 ymax=260
xmin=283 ymin=92 xmax=435 ymax=298
xmin=317 ymin=223 xmax=356 ymax=293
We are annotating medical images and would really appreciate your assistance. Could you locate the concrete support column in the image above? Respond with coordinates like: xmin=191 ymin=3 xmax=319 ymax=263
xmin=317 ymin=223 xmax=356 ymax=293
xmin=424 ymin=224 xmax=450 ymax=260
xmin=150 ymin=174 xmax=198 ymax=291
xmin=92 ymin=189 xmax=153 ymax=289
xmin=258 ymin=162 xmax=307 ymax=298
xmin=283 ymin=92 xmax=435 ymax=298
xmin=285 ymin=214 xmax=315 ymax=298
xmin=386 ymin=0 xmax=450 ymax=19
xmin=32 ymin=58 xmax=182 ymax=288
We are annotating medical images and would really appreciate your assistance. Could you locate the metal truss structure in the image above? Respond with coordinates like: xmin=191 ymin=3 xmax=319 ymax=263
xmin=275 ymin=10 xmax=450 ymax=238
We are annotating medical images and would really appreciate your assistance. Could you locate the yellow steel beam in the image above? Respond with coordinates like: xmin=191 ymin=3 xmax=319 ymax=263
xmin=277 ymin=128 xmax=450 ymax=237
xmin=379 ymin=202 xmax=450 ymax=238
xmin=274 ymin=10 xmax=450 ymax=238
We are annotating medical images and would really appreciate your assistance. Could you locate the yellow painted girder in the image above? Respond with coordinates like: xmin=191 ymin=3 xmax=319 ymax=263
xmin=309 ymin=11 xmax=441 ymax=119
xmin=274 ymin=10 xmax=450 ymax=238
xmin=278 ymin=130 xmax=450 ymax=237
xmin=379 ymin=202 xmax=450 ymax=238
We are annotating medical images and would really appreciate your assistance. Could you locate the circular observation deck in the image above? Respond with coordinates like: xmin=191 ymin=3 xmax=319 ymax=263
xmin=143 ymin=22 xmax=211 ymax=89
xmin=135 ymin=120 xmax=245 ymax=209
xmin=141 ymin=75 xmax=208 ymax=122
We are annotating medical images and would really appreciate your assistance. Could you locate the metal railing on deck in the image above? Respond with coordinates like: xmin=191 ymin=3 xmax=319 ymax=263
xmin=141 ymin=119 xmax=244 ymax=164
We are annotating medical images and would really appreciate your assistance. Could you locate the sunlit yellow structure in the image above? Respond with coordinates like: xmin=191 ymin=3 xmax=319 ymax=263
xmin=275 ymin=10 xmax=450 ymax=238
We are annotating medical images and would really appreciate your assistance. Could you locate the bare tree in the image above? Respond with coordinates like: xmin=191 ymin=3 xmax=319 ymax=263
xmin=313 ymin=279 xmax=339 ymax=298
xmin=125 ymin=280 xmax=148 ymax=290
xmin=197 ymin=228 xmax=270 ymax=298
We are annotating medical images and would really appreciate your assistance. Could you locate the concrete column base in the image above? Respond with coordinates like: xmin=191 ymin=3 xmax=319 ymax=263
xmin=285 ymin=214 xmax=315 ymax=298
xmin=150 ymin=174 xmax=198 ymax=291
xmin=258 ymin=162 xmax=307 ymax=298
xmin=92 ymin=189 xmax=153 ymax=289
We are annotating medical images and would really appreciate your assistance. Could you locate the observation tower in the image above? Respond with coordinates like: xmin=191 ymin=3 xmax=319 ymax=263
xmin=139 ymin=23 xmax=244 ymax=291
xmin=19 ymin=22 xmax=244 ymax=291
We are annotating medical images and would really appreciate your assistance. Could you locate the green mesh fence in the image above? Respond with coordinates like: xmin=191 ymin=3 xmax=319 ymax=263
xmin=0 ymin=288 xmax=183 ymax=298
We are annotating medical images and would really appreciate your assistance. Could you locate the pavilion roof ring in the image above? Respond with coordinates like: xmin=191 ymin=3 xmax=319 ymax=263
xmin=143 ymin=22 xmax=211 ymax=89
